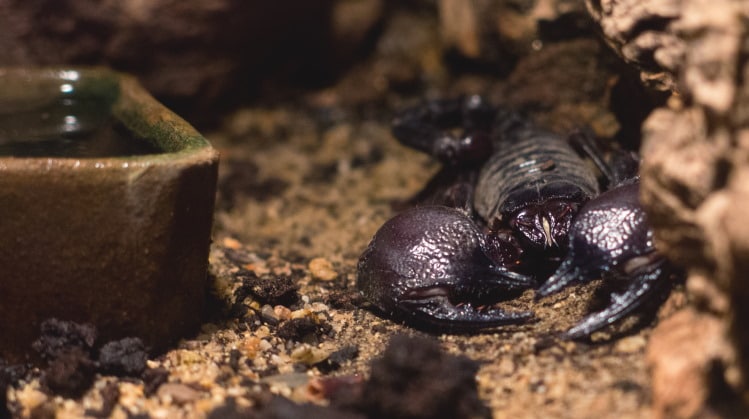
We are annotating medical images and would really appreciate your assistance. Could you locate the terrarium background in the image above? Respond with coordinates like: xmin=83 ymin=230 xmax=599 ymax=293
xmin=1 ymin=0 xmax=746 ymax=418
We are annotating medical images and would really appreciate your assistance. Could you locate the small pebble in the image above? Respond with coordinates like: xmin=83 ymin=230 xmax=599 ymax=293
xmin=615 ymin=335 xmax=647 ymax=353
xmin=242 ymin=337 xmax=262 ymax=358
xmin=308 ymin=258 xmax=338 ymax=281
xmin=13 ymin=386 xmax=48 ymax=414
xmin=290 ymin=308 xmax=311 ymax=320
xmin=310 ymin=302 xmax=330 ymax=312
xmin=274 ymin=305 xmax=292 ymax=321
xmin=157 ymin=383 xmax=202 ymax=405
xmin=591 ymin=331 xmax=613 ymax=343
xmin=253 ymin=357 xmax=268 ymax=369
xmin=176 ymin=350 xmax=204 ymax=365
xmin=497 ymin=357 xmax=516 ymax=376
xmin=259 ymin=339 xmax=273 ymax=351
xmin=261 ymin=305 xmax=280 ymax=325
xmin=290 ymin=345 xmax=332 ymax=365
xmin=222 ymin=237 xmax=242 ymax=249
xmin=255 ymin=326 xmax=271 ymax=338
xmin=260 ymin=372 xmax=310 ymax=388
xmin=561 ymin=340 xmax=577 ymax=353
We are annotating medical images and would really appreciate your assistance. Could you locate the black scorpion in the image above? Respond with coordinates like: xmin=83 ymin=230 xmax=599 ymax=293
xmin=356 ymin=95 xmax=675 ymax=338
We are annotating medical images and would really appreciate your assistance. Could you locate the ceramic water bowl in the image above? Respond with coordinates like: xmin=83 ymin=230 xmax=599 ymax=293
xmin=0 ymin=68 xmax=219 ymax=361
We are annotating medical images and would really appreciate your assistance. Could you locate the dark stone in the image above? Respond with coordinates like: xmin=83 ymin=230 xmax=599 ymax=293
xmin=32 ymin=318 xmax=97 ymax=361
xmin=277 ymin=318 xmax=333 ymax=344
xmin=257 ymin=396 xmax=364 ymax=419
xmin=315 ymin=345 xmax=359 ymax=373
xmin=313 ymin=375 xmax=366 ymax=407
xmin=0 ymin=358 xmax=28 ymax=418
xmin=325 ymin=290 xmax=365 ymax=310
xmin=0 ymin=366 xmax=10 ymax=419
xmin=98 ymin=337 xmax=148 ymax=377
xmin=234 ymin=271 xmax=299 ymax=307
xmin=42 ymin=348 xmax=97 ymax=399
xmin=207 ymin=397 xmax=256 ymax=419
xmin=142 ymin=367 xmax=169 ymax=396
xmin=354 ymin=334 xmax=490 ymax=419
xmin=208 ymin=336 xmax=487 ymax=419
xmin=229 ymin=349 xmax=242 ymax=371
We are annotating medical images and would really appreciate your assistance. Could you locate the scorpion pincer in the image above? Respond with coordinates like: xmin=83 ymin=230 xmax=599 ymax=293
xmin=537 ymin=180 xmax=674 ymax=339
xmin=356 ymin=95 xmax=676 ymax=338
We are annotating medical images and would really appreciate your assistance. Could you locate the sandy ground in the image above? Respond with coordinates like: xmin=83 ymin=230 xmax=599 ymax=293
xmin=201 ymin=90 xmax=686 ymax=418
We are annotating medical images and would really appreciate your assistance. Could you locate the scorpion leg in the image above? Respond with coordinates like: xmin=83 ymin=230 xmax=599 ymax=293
xmin=563 ymin=256 xmax=671 ymax=339
xmin=567 ymin=129 xmax=640 ymax=187
xmin=398 ymin=167 xmax=478 ymax=213
xmin=395 ymin=264 xmax=534 ymax=330
xmin=357 ymin=206 xmax=534 ymax=331
xmin=391 ymin=95 xmax=495 ymax=166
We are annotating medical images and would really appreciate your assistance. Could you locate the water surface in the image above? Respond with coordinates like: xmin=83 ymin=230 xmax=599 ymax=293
xmin=0 ymin=98 xmax=160 ymax=158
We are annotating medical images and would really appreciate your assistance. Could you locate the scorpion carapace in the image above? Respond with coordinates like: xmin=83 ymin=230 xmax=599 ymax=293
xmin=357 ymin=205 xmax=534 ymax=331
xmin=357 ymin=95 xmax=677 ymax=338
xmin=393 ymin=95 xmax=599 ymax=252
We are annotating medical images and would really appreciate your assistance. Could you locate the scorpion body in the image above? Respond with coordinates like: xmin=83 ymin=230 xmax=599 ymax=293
xmin=357 ymin=96 xmax=675 ymax=337
xmin=474 ymin=119 xmax=599 ymax=250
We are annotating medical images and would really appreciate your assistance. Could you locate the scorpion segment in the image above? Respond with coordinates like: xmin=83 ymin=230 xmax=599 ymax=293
xmin=357 ymin=206 xmax=534 ymax=331
xmin=535 ymin=182 xmax=672 ymax=338
xmin=391 ymin=95 xmax=495 ymax=167
xmin=473 ymin=128 xmax=599 ymax=251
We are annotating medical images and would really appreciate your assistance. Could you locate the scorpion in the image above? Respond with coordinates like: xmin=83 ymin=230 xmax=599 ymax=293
xmin=356 ymin=95 xmax=676 ymax=338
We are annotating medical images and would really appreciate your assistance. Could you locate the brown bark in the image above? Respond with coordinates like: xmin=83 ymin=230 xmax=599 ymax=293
xmin=587 ymin=0 xmax=749 ymax=413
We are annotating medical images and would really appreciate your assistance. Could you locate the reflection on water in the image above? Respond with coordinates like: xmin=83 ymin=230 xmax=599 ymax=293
xmin=0 ymin=98 xmax=161 ymax=158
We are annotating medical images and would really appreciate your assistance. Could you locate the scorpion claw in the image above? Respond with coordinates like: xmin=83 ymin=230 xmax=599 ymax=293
xmin=486 ymin=265 xmax=535 ymax=290
xmin=563 ymin=259 xmax=670 ymax=339
xmin=357 ymin=205 xmax=532 ymax=331
xmin=539 ymin=182 xmax=676 ymax=338
xmin=535 ymin=260 xmax=583 ymax=299
xmin=398 ymin=297 xmax=533 ymax=331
